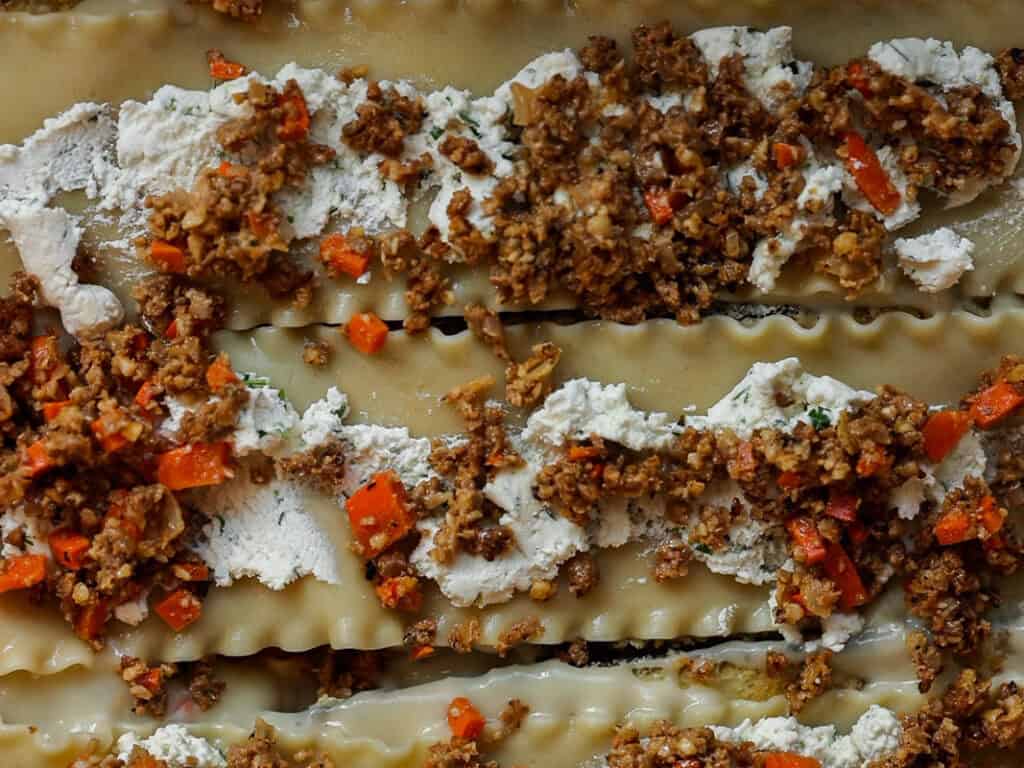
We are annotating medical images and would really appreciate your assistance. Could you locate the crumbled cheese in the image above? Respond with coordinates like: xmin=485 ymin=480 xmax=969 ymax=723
xmin=692 ymin=357 xmax=874 ymax=438
xmin=192 ymin=475 xmax=340 ymax=590
xmin=299 ymin=386 xmax=350 ymax=445
xmin=891 ymin=476 xmax=927 ymax=520
xmin=113 ymin=590 xmax=150 ymax=626
xmin=928 ymin=428 xmax=987 ymax=499
xmin=523 ymin=378 xmax=680 ymax=453
xmin=842 ymin=144 xmax=921 ymax=230
xmin=895 ymin=227 xmax=975 ymax=292
xmin=690 ymin=27 xmax=813 ymax=112
xmin=116 ymin=725 xmax=226 ymax=768
xmin=725 ymin=162 xmax=769 ymax=200
xmin=0 ymin=102 xmax=117 ymax=205
xmin=0 ymin=201 xmax=123 ymax=335
xmin=0 ymin=506 xmax=49 ymax=560
xmin=868 ymin=38 xmax=1020 ymax=205
xmin=712 ymin=705 xmax=901 ymax=768
xmin=749 ymin=227 xmax=802 ymax=292
xmin=232 ymin=385 xmax=299 ymax=456
xmin=817 ymin=611 xmax=865 ymax=652
xmin=411 ymin=464 xmax=586 ymax=606
xmin=645 ymin=92 xmax=684 ymax=114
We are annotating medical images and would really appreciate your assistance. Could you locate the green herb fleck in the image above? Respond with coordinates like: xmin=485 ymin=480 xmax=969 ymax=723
xmin=807 ymin=407 xmax=831 ymax=430
xmin=286 ymin=215 xmax=295 ymax=224
xmin=215 ymin=515 xmax=226 ymax=534
xmin=430 ymin=126 xmax=444 ymax=141
xmin=458 ymin=110 xmax=482 ymax=138
xmin=277 ymin=511 xmax=285 ymax=525
xmin=694 ymin=543 xmax=712 ymax=555
xmin=241 ymin=373 xmax=271 ymax=389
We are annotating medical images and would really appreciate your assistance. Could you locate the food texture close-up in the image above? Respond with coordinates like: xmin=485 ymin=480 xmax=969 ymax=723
xmin=2 ymin=0 xmax=1024 ymax=766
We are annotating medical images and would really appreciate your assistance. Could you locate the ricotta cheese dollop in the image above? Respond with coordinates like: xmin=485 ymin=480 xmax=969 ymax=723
xmin=116 ymin=725 xmax=226 ymax=768
xmin=894 ymin=227 xmax=975 ymax=292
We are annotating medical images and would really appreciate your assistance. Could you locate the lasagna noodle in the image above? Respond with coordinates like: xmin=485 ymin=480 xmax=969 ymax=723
xmin=3 ymin=308 xmax=1024 ymax=673
xmin=1 ymin=6 xmax=1023 ymax=327
xmin=0 ymin=630 xmax=931 ymax=768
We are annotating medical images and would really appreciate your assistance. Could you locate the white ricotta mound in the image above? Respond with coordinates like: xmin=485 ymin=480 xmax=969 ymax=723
xmin=192 ymin=475 xmax=340 ymax=591
xmin=895 ymin=227 xmax=975 ymax=292
xmin=116 ymin=725 xmax=225 ymax=768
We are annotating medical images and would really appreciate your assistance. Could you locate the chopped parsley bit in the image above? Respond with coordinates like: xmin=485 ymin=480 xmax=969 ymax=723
xmin=807 ymin=406 xmax=831 ymax=430
xmin=731 ymin=386 xmax=750 ymax=403
xmin=165 ymin=98 xmax=178 ymax=112
xmin=277 ymin=511 xmax=286 ymax=525
xmin=693 ymin=543 xmax=712 ymax=555
xmin=286 ymin=215 xmax=295 ymax=224
xmin=458 ymin=110 xmax=482 ymax=138
xmin=241 ymin=373 xmax=271 ymax=389
xmin=257 ymin=429 xmax=268 ymax=438
xmin=430 ymin=126 xmax=444 ymax=141
xmin=215 ymin=515 xmax=226 ymax=533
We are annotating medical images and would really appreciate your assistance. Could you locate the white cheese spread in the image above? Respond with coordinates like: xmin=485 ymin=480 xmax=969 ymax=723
xmin=116 ymin=725 xmax=226 ymax=768
xmin=894 ymin=227 xmax=975 ymax=292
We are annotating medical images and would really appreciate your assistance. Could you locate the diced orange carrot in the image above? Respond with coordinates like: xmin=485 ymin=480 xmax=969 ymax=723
xmin=825 ymin=489 xmax=859 ymax=522
xmin=74 ymin=601 xmax=109 ymax=641
xmin=135 ymin=380 xmax=157 ymax=408
xmin=42 ymin=400 xmax=72 ymax=423
xmin=568 ymin=445 xmax=602 ymax=461
xmin=150 ymin=240 xmax=187 ymax=274
xmin=217 ymin=160 xmax=246 ymax=178
xmin=764 ymin=753 xmax=822 ymax=768
xmin=847 ymin=520 xmax=870 ymax=546
xmin=922 ymin=410 xmax=973 ymax=463
xmin=157 ymin=442 xmax=233 ymax=491
xmin=823 ymin=542 xmax=869 ymax=610
xmin=969 ymin=381 xmax=1024 ymax=429
xmin=934 ymin=509 xmax=973 ymax=546
xmin=375 ymin=575 xmax=423 ymax=612
xmin=772 ymin=142 xmax=802 ymax=169
xmin=135 ymin=668 xmax=165 ymax=695
xmin=0 ymin=554 xmax=46 ymax=592
xmin=154 ymin=588 xmax=203 ymax=632
xmin=447 ymin=696 xmax=486 ymax=741
xmin=856 ymin=447 xmax=891 ymax=478
xmin=846 ymin=62 xmax=873 ymax=97
xmin=90 ymin=411 xmax=131 ymax=454
xmin=979 ymin=495 xmax=1004 ymax=535
xmin=209 ymin=56 xmax=246 ymax=81
xmin=643 ymin=188 xmax=675 ymax=226
xmin=843 ymin=132 xmax=901 ymax=215
xmin=205 ymin=355 xmax=239 ymax=391
xmin=320 ymin=233 xmax=371 ymax=278
xmin=277 ymin=87 xmax=310 ymax=141
xmin=165 ymin=319 xmax=179 ymax=340
xmin=411 ymin=644 xmax=436 ymax=661
xmin=131 ymin=332 xmax=150 ymax=354
xmin=786 ymin=517 xmax=826 ymax=565
xmin=22 ymin=440 xmax=55 ymax=478
xmin=346 ymin=471 xmax=415 ymax=558
xmin=49 ymin=529 xmax=90 ymax=570
xmin=347 ymin=312 xmax=389 ymax=355
xmin=172 ymin=562 xmax=211 ymax=582
xmin=777 ymin=470 xmax=804 ymax=490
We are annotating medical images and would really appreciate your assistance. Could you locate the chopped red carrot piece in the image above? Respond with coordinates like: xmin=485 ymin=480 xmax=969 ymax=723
xmin=843 ymin=132 xmax=901 ymax=215
xmin=825 ymin=489 xmax=859 ymax=522
xmin=246 ymin=210 xmax=276 ymax=239
xmin=786 ymin=517 xmax=826 ymax=565
xmin=135 ymin=380 xmax=157 ymax=408
xmin=568 ymin=445 xmax=602 ymax=461
xmin=150 ymin=240 xmax=187 ymax=274
xmin=777 ymin=470 xmax=804 ymax=490
xmin=764 ymin=753 xmax=822 ymax=768
xmin=0 ymin=554 xmax=46 ymax=592
xmin=49 ymin=529 xmax=90 ymax=570
xmin=157 ymin=442 xmax=233 ymax=491
xmin=447 ymin=696 xmax=486 ymax=741
xmin=347 ymin=312 xmax=389 ymax=355
xmin=375 ymin=575 xmax=423 ymax=612
xmin=277 ymin=86 xmax=310 ymax=141
xmin=935 ymin=509 xmax=973 ymax=546
xmin=922 ymin=410 xmax=973 ymax=462
xmin=74 ymin=601 xmax=109 ymax=641
xmin=90 ymin=411 xmax=132 ymax=454
xmin=23 ymin=440 xmax=55 ymax=478
xmin=208 ymin=55 xmax=246 ymax=81
xmin=172 ymin=562 xmax=211 ymax=582
xmin=217 ymin=160 xmax=246 ymax=178
xmin=154 ymin=588 xmax=203 ymax=632
xmin=772 ymin=142 xmax=802 ymax=169
xmin=165 ymin=319 xmax=180 ymax=340
xmin=42 ymin=399 xmax=72 ymax=423
xmin=411 ymin=644 xmax=435 ymax=661
xmin=320 ymin=233 xmax=371 ymax=278
xmin=346 ymin=471 xmax=415 ymax=558
xmin=135 ymin=668 xmax=165 ymax=695
xmin=846 ymin=62 xmax=873 ymax=97
xmin=823 ymin=542 xmax=869 ymax=610
xmin=979 ymin=495 xmax=1004 ymax=535
xmin=847 ymin=520 xmax=870 ymax=546
xmin=205 ymin=355 xmax=239 ymax=391
xmin=969 ymin=381 xmax=1024 ymax=429
xmin=643 ymin=188 xmax=675 ymax=226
